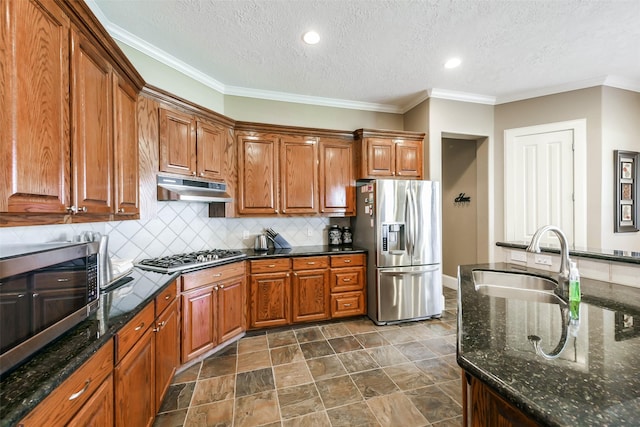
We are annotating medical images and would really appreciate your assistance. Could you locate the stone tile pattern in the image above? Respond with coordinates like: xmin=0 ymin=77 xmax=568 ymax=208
xmin=154 ymin=288 xmax=461 ymax=427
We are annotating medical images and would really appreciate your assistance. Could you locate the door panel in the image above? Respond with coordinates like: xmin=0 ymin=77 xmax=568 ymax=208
xmin=376 ymin=180 xmax=411 ymax=268
xmin=410 ymin=181 xmax=441 ymax=265
xmin=508 ymin=130 xmax=574 ymax=245
xmin=377 ymin=265 xmax=442 ymax=322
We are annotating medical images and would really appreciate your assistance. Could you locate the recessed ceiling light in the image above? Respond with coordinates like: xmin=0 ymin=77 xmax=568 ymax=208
xmin=444 ymin=57 xmax=462 ymax=69
xmin=302 ymin=31 xmax=320 ymax=45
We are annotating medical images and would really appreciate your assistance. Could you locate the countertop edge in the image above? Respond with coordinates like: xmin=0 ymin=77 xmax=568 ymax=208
xmin=496 ymin=241 xmax=640 ymax=265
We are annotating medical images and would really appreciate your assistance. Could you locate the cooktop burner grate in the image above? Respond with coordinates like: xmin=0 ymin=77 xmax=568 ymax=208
xmin=136 ymin=249 xmax=246 ymax=273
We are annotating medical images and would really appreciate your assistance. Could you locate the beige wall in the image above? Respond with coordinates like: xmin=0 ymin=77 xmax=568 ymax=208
xmin=224 ymin=96 xmax=402 ymax=130
xmin=495 ymin=88 xmax=603 ymax=247
xmin=601 ymin=87 xmax=640 ymax=250
xmin=403 ymin=100 xmax=430 ymax=175
xmin=117 ymin=43 xmax=225 ymax=112
xmin=442 ymin=138 xmax=478 ymax=276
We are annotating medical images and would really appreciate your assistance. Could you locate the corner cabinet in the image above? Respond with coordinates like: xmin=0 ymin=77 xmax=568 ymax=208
xmin=0 ymin=0 xmax=143 ymax=225
xmin=354 ymin=129 xmax=424 ymax=180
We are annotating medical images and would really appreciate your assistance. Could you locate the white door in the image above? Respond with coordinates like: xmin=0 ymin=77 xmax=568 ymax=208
xmin=505 ymin=129 xmax=574 ymax=246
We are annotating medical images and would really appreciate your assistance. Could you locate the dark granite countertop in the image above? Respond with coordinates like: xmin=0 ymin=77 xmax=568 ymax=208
xmin=497 ymin=241 xmax=640 ymax=265
xmin=0 ymin=268 xmax=179 ymax=427
xmin=458 ymin=262 xmax=640 ymax=426
xmin=242 ymin=245 xmax=367 ymax=259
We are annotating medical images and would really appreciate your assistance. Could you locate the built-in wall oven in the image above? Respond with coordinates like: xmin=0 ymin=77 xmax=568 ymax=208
xmin=0 ymin=242 xmax=99 ymax=377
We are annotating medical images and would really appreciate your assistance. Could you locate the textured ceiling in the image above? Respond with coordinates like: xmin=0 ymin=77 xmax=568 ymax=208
xmin=89 ymin=0 xmax=640 ymax=112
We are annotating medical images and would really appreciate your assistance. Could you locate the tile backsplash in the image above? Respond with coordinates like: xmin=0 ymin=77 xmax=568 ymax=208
xmin=0 ymin=202 xmax=348 ymax=261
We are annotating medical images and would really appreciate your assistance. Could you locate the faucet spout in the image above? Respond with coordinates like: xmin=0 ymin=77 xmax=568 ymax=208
xmin=525 ymin=225 xmax=571 ymax=280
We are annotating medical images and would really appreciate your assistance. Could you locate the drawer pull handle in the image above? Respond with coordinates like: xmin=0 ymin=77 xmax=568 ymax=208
xmin=57 ymin=278 xmax=70 ymax=282
xmin=69 ymin=379 xmax=91 ymax=400
xmin=212 ymin=273 xmax=222 ymax=277
xmin=343 ymin=304 xmax=352 ymax=307
xmin=307 ymin=261 xmax=315 ymax=265
xmin=342 ymin=278 xmax=352 ymax=282
xmin=343 ymin=259 xmax=352 ymax=263
xmin=134 ymin=322 xmax=145 ymax=331
xmin=164 ymin=294 xmax=171 ymax=300
xmin=268 ymin=264 xmax=276 ymax=268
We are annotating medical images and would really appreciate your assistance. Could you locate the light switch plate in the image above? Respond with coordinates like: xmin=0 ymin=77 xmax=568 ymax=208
xmin=242 ymin=230 xmax=249 ymax=240
xmin=306 ymin=227 xmax=313 ymax=237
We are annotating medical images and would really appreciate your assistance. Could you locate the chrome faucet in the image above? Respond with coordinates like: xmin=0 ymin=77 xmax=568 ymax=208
xmin=525 ymin=225 xmax=571 ymax=280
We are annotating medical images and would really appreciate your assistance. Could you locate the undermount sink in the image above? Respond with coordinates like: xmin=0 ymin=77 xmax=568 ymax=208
xmin=472 ymin=270 xmax=563 ymax=304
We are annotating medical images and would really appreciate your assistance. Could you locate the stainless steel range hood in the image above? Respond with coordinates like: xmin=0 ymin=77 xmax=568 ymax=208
xmin=157 ymin=175 xmax=233 ymax=203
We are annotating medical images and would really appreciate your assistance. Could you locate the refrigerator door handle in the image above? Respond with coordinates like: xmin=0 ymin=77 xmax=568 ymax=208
xmin=405 ymin=183 xmax=414 ymax=258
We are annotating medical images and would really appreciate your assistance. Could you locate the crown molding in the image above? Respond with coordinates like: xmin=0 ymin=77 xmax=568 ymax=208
xmin=428 ymin=88 xmax=496 ymax=105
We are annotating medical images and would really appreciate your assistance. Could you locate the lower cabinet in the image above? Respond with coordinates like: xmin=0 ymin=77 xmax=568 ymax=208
xmin=67 ymin=374 xmax=114 ymax=427
xmin=18 ymin=341 xmax=114 ymax=426
xmin=181 ymin=262 xmax=246 ymax=363
xmin=115 ymin=324 xmax=155 ymax=427
xmin=463 ymin=371 xmax=540 ymax=427
xmin=248 ymin=254 xmax=366 ymax=329
xmin=154 ymin=298 xmax=180 ymax=409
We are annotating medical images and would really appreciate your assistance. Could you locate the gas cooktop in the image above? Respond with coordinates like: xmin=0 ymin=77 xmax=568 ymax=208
xmin=136 ymin=249 xmax=246 ymax=273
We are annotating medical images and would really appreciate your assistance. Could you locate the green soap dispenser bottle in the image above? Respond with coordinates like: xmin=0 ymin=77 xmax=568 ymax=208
xmin=569 ymin=261 xmax=581 ymax=320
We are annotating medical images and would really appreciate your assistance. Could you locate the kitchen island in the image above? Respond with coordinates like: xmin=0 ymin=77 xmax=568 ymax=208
xmin=458 ymin=263 xmax=640 ymax=426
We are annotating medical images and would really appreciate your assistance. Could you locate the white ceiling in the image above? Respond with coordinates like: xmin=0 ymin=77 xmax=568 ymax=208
xmin=89 ymin=0 xmax=640 ymax=113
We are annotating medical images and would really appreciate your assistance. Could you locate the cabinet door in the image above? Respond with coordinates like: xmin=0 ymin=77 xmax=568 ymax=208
xmin=280 ymin=135 xmax=318 ymax=214
xmin=217 ymin=275 xmax=246 ymax=343
xmin=249 ymin=272 xmax=290 ymax=328
xmin=113 ymin=72 xmax=139 ymax=216
xmin=115 ymin=327 xmax=155 ymax=427
xmin=292 ymin=269 xmax=329 ymax=323
xmin=155 ymin=299 xmax=179 ymax=410
xmin=196 ymin=120 xmax=225 ymax=181
xmin=159 ymin=106 xmax=197 ymax=177
xmin=1 ymin=0 xmax=71 ymax=214
xmin=71 ymin=29 xmax=113 ymax=215
xmin=181 ymin=285 xmax=216 ymax=363
xmin=237 ymin=133 xmax=279 ymax=214
xmin=366 ymin=138 xmax=395 ymax=176
xmin=319 ymin=139 xmax=355 ymax=215
xmin=67 ymin=374 xmax=114 ymax=427
xmin=395 ymin=139 xmax=422 ymax=178
xmin=0 ymin=277 xmax=30 ymax=351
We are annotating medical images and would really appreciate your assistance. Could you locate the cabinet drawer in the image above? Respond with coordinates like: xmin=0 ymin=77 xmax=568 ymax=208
xmin=182 ymin=261 xmax=245 ymax=291
xmin=330 ymin=254 xmax=365 ymax=268
xmin=331 ymin=291 xmax=365 ymax=318
xmin=155 ymin=279 xmax=178 ymax=315
xmin=292 ymin=256 xmax=329 ymax=270
xmin=19 ymin=340 xmax=114 ymax=426
xmin=330 ymin=268 xmax=364 ymax=292
xmin=250 ymin=258 xmax=291 ymax=274
xmin=116 ymin=302 xmax=154 ymax=362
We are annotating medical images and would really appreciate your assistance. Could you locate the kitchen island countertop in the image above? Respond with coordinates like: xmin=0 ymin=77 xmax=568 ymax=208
xmin=458 ymin=263 xmax=640 ymax=426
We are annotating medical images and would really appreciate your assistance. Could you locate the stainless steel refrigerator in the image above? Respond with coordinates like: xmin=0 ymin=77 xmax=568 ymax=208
xmin=352 ymin=179 xmax=443 ymax=325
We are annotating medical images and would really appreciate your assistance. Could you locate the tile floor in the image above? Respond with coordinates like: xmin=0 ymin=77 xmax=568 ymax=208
xmin=154 ymin=287 xmax=461 ymax=427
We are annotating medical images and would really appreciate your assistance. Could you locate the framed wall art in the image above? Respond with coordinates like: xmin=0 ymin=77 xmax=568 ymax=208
xmin=614 ymin=150 xmax=640 ymax=233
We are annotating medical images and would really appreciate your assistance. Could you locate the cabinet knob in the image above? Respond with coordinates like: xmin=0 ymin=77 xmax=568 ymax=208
xmin=66 ymin=205 xmax=77 ymax=214
xmin=153 ymin=321 xmax=166 ymax=332
xmin=213 ymin=285 xmax=219 ymax=291
xmin=78 ymin=206 xmax=87 ymax=213
xmin=118 ymin=208 xmax=125 ymax=213
xmin=275 ymin=210 xmax=279 ymax=213
xmin=200 ymin=172 xmax=204 ymax=177
xmin=219 ymin=285 xmax=224 ymax=289
xmin=192 ymin=171 xmax=196 ymax=176
xmin=32 ymin=293 xmax=39 ymax=298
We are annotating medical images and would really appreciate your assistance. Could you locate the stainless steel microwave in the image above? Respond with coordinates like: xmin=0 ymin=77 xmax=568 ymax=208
xmin=0 ymin=242 xmax=99 ymax=377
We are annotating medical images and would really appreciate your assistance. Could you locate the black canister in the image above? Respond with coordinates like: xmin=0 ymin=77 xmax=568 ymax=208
xmin=328 ymin=224 xmax=342 ymax=246
xmin=341 ymin=226 xmax=352 ymax=245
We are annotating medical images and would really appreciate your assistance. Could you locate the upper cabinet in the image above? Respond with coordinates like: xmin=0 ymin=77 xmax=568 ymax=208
xmin=319 ymin=138 xmax=355 ymax=216
xmin=0 ymin=0 xmax=143 ymax=226
xmin=354 ymin=129 xmax=425 ymax=180
xmin=279 ymin=135 xmax=319 ymax=214
xmin=158 ymin=105 xmax=227 ymax=182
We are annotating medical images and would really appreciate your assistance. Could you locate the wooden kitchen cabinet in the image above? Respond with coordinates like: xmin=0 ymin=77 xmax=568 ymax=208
xmin=19 ymin=341 xmax=114 ymax=426
xmin=1 ymin=0 xmax=71 ymax=216
xmin=237 ymin=131 xmax=280 ymax=214
xmin=280 ymin=135 xmax=319 ymax=214
xmin=154 ymin=298 xmax=179 ymax=409
xmin=67 ymin=374 xmax=114 ymax=427
xmin=329 ymin=254 xmax=366 ymax=317
xmin=463 ymin=371 xmax=539 ymax=427
xmin=180 ymin=262 xmax=246 ymax=363
xmin=319 ymin=138 xmax=356 ymax=216
xmin=291 ymin=256 xmax=330 ymax=323
xmin=354 ymin=129 xmax=424 ymax=179
xmin=158 ymin=105 xmax=228 ymax=181
xmin=115 ymin=327 xmax=155 ymax=427
xmin=249 ymin=258 xmax=291 ymax=328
